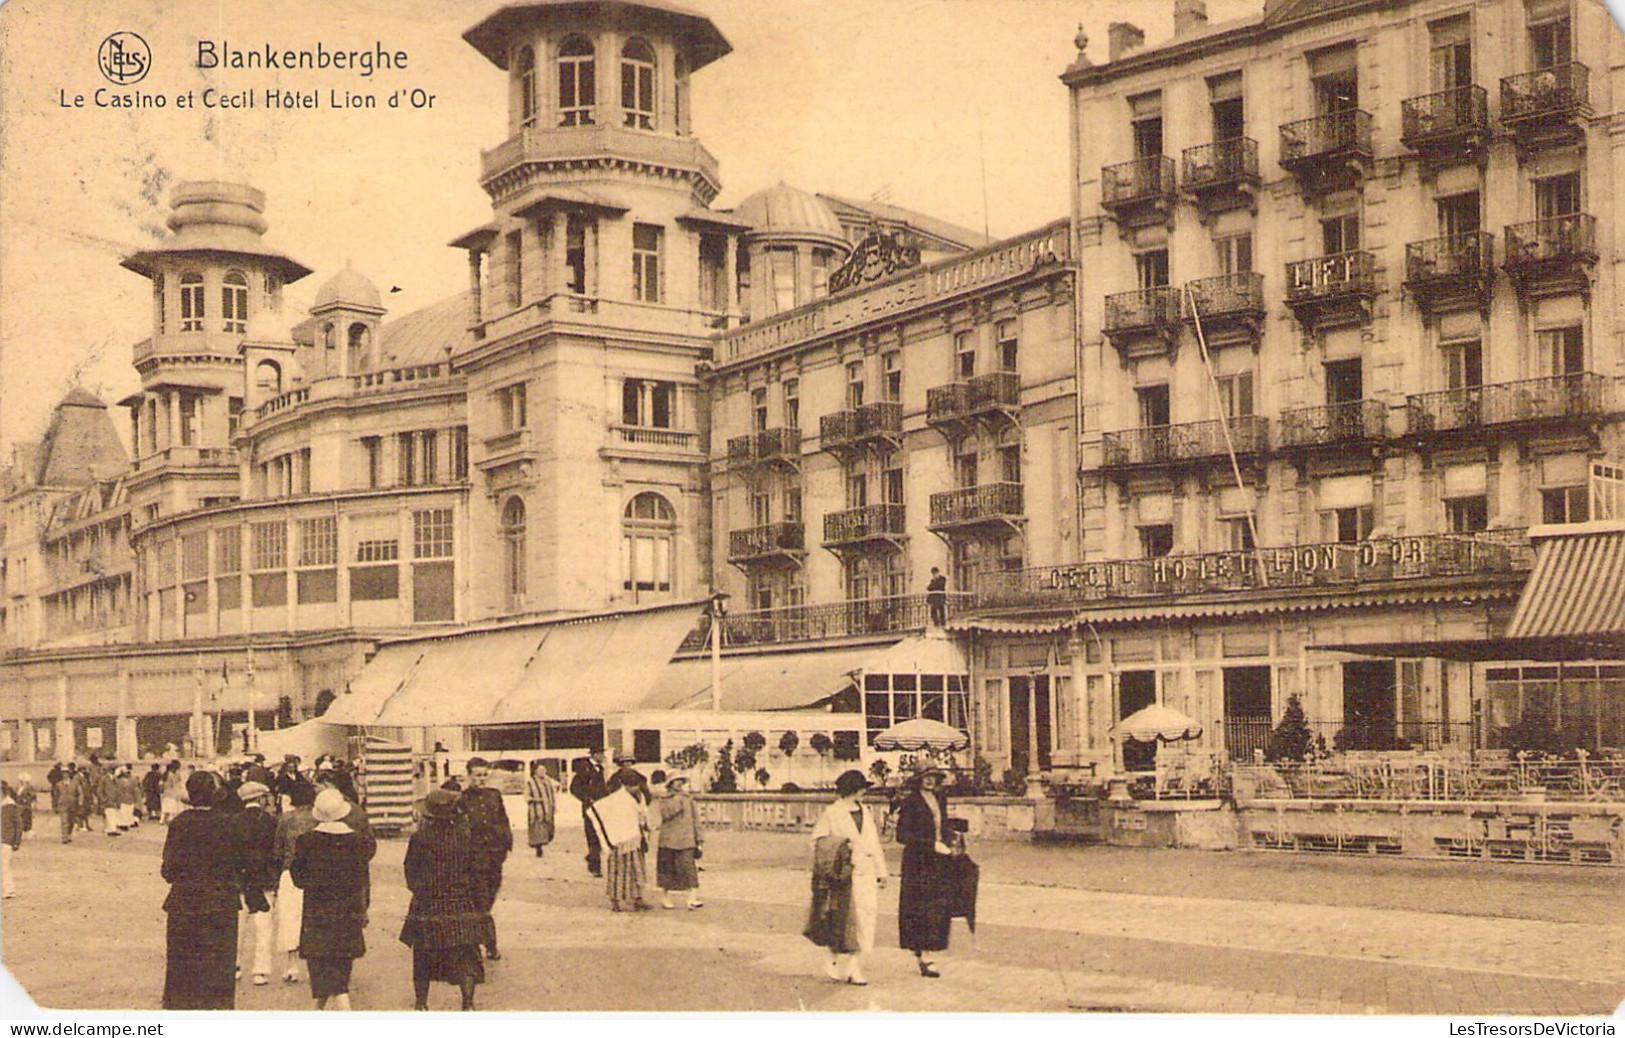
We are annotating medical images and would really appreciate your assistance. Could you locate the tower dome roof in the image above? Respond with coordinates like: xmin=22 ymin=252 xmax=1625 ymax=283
xmin=313 ymin=265 xmax=383 ymax=312
xmin=734 ymin=184 xmax=848 ymax=248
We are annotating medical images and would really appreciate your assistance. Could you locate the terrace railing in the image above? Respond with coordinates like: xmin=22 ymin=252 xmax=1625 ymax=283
xmin=1406 ymin=373 xmax=1605 ymax=434
xmin=1279 ymin=109 xmax=1373 ymax=166
xmin=1401 ymin=84 xmax=1489 ymax=146
xmin=1504 ymin=214 xmax=1597 ymax=267
xmin=1278 ymin=400 xmax=1388 ymax=449
xmin=1102 ymin=416 xmax=1267 ymax=469
xmin=1102 ymin=155 xmax=1175 ymax=207
xmin=678 ymin=592 xmax=976 ymax=651
xmin=1181 ymin=137 xmax=1260 ymax=190
xmin=1405 ymin=232 xmax=1494 ymax=283
xmin=1500 ymin=62 xmax=1591 ymax=125
xmin=929 ymin=482 xmax=1023 ymax=527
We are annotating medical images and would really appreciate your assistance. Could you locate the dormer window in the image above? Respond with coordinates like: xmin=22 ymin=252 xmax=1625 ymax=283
xmin=620 ymin=38 xmax=655 ymax=130
xmin=179 ymin=272 xmax=205 ymax=331
xmin=222 ymin=270 xmax=249 ymax=333
xmin=515 ymin=46 xmax=537 ymax=128
xmin=558 ymin=36 xmax=595 ymax=127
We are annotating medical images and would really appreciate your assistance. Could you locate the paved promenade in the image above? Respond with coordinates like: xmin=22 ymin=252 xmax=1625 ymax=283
xmin=3 ymin=817 xmax=1621 ymax=1014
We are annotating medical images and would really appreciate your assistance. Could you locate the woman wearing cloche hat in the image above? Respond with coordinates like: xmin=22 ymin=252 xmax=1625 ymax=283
xmin=399 ymin=788 xmax=494 ymax=1010
xmin=806 ymin=769 xmax=888 ymax=986
xmin=289 ymin=788 xmax=372 ymax=1010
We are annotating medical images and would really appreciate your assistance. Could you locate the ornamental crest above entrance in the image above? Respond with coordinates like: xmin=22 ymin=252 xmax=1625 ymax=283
xmin=829 ymin=228 xmax=922 ymax=294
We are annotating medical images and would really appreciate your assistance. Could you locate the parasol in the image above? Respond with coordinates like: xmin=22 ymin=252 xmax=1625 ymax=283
xmin=872 ymin=717 xmax=970 ymax=752
xmin=1111 ymin=704 xmax=1203 ymax=744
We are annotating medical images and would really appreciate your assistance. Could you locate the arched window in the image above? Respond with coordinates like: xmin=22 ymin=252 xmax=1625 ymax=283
xmin=558 ymin=36 xmax=595 ymax=127
xmin=347 ymin=323 xmax=371 ymax=373
xmin=620 ymin=38 xmax=655 ymax=129
xmin=502 ymin=496 xmax=527 ymax=611
xmin=222 ymin=270 xmax=249 ymax=333
xmin=322 ymin=322 xmax=336 ymax=351
xmin=515 ymin=45 xmax=537 ymax=128
xmin=622 ymin=491 xmax=674 ymax=596
xmin=255 ymin=360 xmax=282 ymax=397
xmin=179 ymin=272 xmax=205 ymax=331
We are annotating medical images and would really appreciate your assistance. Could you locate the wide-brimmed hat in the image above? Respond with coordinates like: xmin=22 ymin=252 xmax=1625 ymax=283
xmin=312 ymin=788 xmax=349 ymax=823
xmin=834 ymin=770 xmax=871 ymax=798
xmin=666 ymin=775 xmax=690 ymax=791
xmin=614 ymin=752 xmax=637 ymax=765
xmin=236 ymin=781 xmax=271 ymax=801
xmin=422 ymin=787 xmax=459 ymax=819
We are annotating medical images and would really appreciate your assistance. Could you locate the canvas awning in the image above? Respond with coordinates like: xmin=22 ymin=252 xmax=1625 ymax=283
xmin=644 ymin=646 xmax=878 ymax=712
xmin=1506 ymin=525 xmax=1625 ymax=641
xmin=321 ymin=602 xmax=705 ymax=727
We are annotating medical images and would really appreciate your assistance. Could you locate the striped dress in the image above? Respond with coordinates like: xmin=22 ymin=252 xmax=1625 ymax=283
xmin=602 ymin=793 xmax=649 ymax=911
xmin=398 ymin=817 xmax=494 ymax=985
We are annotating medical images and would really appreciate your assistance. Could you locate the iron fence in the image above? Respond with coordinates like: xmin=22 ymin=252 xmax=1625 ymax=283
xmin=1244 ymin=752 xmax=1625 ymax=803
xmin=1279 ymin=109 xmax=1373 ymax=165
xmin=678 ymin=592 xmax=976 ymax=651
xmin=1101 ymin=415 xmax=1267 ymax=468
xmin=1405 ymin=231 xmax=1494 ymax=283
xmin=1401 ymin=84 xmax=1488 ymax=145
xmin=1102 ymin=155 xmax=1174 ymax=206
xmin=929 ymin=482 xmax=1023 ymax=526
xmin=1406 ymin=372 xmax=1605 ymax=434
xmin=1278 ymin=400 xmax=1388 ymax=449
xmin=1500 ymin=62 xmax=1590 ymax=124
xmin=1505 ymin=214 xmax=1597 ymax=267
xmin=1181 ymin=137 xmax=1259 ymax=190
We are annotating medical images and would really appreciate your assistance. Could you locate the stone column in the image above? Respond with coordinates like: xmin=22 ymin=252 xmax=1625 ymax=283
xmin=723 ymin=232 xmax=738 ymax=320
xmin=166 ymin=391 xmax=181 ymax=450
xmin=54 ymin=673 xmax=71 ymax=761
xmin=116 ymin=668 xmax=135 ymax=760
xmin=467 ymin=250 xmax=484 ymax=328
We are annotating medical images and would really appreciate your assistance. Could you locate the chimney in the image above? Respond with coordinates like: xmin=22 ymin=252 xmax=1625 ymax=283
xmin=1107 ymin=22 xmax=1145 ymax=62
xmin=1174 ymin=0 xmax=1209 ymax=37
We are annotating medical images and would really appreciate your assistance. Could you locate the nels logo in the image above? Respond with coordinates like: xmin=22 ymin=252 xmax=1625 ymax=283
xmin=98 ymin=31 xmax=151 ymax=85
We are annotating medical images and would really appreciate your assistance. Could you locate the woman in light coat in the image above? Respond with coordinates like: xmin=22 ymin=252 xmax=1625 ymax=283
xmin=808 ymin=769 xmax=888 ymax=986
xmin=525 ymin=761 xmax=557 ymax=858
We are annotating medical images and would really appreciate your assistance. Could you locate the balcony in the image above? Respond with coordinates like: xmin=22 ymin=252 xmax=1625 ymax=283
xmin=1101 ymin=416 xmax=1268 ymax=473
xmin=727 ymin=522 xmax=805 ymax=567
xmin=131 ymin=446 xmax=239 ymax=476
xmin=1284 ymin=251 xmax=1377 ymax=332
xmin=1101 ymin=156 xmax=1175 ymax=229
xmin=1182 ymin=273 xmax=1265 ymax=346
xmin=1500 ymin=63 xmax=1591 ymax=155
xmin=925 ymin=372 xmax=1020 ymax=436
xmin=1278 ymin=110 xmax=1373 ymax=193
xmin=1400 ymin=85 xmax=1489 ymax=167
xmin=1404 ymin=232 xmax=1494 ymax=315
xmin=479 ymin=123 xmax=722 ymax=204
xmin=601 ymin=424 xmax=703 ymax=464
xmin=476 ymin=426 xmax=534 ymax=473
xmin=928 ymin=482 xmax=1023 ymax=536
xmin=977 ymin=530 xmax=1533 ymax=612
xmin=678 ymin=592 xmax=976 ymax=651
xmin=726 ymin=427 xmax=801 ymax=470
xmin=1103 ymin=286 xmax=1179 ymax=358
xmin=820 ymin=401 xmax=903 ymax=458
xmin=1503 ymin=215 xmax=1597 ymax=299
xmin=1180 ymin=138 xmax=1260 ymax=216
xmin=1277 ymin=400 xmax=1389 ymax=455
xmin=1406 ymin=373 xmax=1608 ymax=441
xmin=822 ymin=503 xmax=906 ymax=552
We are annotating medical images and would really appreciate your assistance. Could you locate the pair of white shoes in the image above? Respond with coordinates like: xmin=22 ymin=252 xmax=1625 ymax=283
xmin=660 ymin=896 xmax=704 ymax=910
xmin=823 ymin=960 xmax=868 ymax=986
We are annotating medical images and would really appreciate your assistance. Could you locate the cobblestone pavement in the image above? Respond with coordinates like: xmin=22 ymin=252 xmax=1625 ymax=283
xmin=2 ymin=816 xmax=1621 ymax=1014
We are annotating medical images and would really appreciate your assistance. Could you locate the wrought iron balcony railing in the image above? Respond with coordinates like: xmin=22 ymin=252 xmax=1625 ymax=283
xmin=969 ymin=371 xmax=1020 ymax=410
xmin=1406 ymin=373 xmax=1606 ymax=435
xmin=1102 ymin=156 xmax=1175 ymax=207
xmin=929 ymin=482 xmax=1023 ymax=527
xmin=1279 ymin=109 xmax=1373 ymax=167
xmin=1182 ymin=272 xmax=1265 ymax=322
xmin=977 ymin=530 xmax=1533 ymax=610
xmin=1277 ymin=400 xmax=1388 ymax=449
xmin=1102 ymin=416 xmax=1267 ymax=469
xmin=1181 ymin=138 xmax=1260 ymax=191
xmin=727 ymin=426 xmax=800 ymax=465
xmin=678 ymin=591 xmax=976 ymax=651
xmin=1504 ymin=214 xmax=1597 ymax=268
xmin=1285 ymin=250 xmax=1377 ymax=303
xmin=1104 ymin=286 xmax=1178 ymax=334
xmin=820 ymin=402 xmax=902 ymax=451
xmin=1405 ymin=232 xmax=1493 ymax=283
xmin=823 ymin=503 xmax=906 ymax=545
xmin=727 ymin=521 xmax=805 ymax=562
xmin=1500 ymin=62 xmax=1591 ymax=125
xmin=1401 ymin=85 xmax=1489 ymax=148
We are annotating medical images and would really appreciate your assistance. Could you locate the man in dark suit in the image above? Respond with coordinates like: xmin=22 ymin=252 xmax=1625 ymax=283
xmin=569 ymin=749 xmax=608 ymax=877
xmin=456 ymin=757 xmax=511 ymax=961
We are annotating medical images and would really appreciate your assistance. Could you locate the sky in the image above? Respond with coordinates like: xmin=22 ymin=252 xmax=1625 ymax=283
xmin=0 ymin=0 xmax=1275 ymax=454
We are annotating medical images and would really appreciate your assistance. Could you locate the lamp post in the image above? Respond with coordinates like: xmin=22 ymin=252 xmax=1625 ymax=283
xmin=708 ymin=590 xmax=729 ymax=713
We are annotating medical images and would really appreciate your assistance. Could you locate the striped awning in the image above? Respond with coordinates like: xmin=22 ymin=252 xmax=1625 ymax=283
xmin=1506 ymin=527 xmax=1625 ymax=641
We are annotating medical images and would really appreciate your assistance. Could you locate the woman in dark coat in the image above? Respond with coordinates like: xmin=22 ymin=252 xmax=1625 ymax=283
xmin=160 ymin=771 xmax=245 ymax=1009
xmin=399 ymin=787 xmax=494 ymax=1011
xmin=289 ymin=788 xmax=373 ymax=1010
xmin=895 ymin=765 xmax=956 ymax=978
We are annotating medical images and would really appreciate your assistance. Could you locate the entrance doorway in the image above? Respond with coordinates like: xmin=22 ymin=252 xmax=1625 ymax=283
xmin=1007 ymin=675 xmax=1052 ymax=777
xmin=1118 ymin=670 xmax=1157 ymax=771
xmin=1223 ymin=666 xmax=1273 ymax=762
xmin=1343 ymin=660 xmax=1396 ymax=749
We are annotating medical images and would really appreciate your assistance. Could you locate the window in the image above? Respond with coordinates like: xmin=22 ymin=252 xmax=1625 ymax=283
xmin=1437 ymin=192 xmax=1481 ymax=237
xmin=1539 ymin=325 xmax=1584 ymax=375
xmin=565 ymin=214 xmax=590 ymax=294
xmin=845 ymin=361 xmax=865 ymax=409
xmin=783 ymin=379 xmax=800 ymax=429
xmin=1542 ymin=485 xmax=1589 ymax=524
xmin=362 ymin=436 xmax=383 ymax=488
xmin=1321 ymin=506 xmax=1374 ymax=544
xmin=847 ymin=471 xmax=868 ymax=508
xmin=735 ymin=243 xmax=751 ymax=324
xmin=1325 ymin=358 xmax=1363 ymax=404
xmin=698 ymin=233 xmax=727 ymax=312
xmin=222 ymin=270 xmax=249 ymax=333
xmin=1429 ymin=15 xmax=1473 ymax=91
xmin=502 ymin=497 xmax=526 ymax=610
xmin=506 ymin=229 xmax=524 ymax=308
xmin=299 ymin=517 xmax=338 ymax=567
xmin=784 ymin=485 xmax=802 ymax=523
xmin=515 ymin=45 xmax=537 ymax=128
xmin=954 ymin=452 xmax=978 ymax=489
xmin=1310 ymin=44 xmax=1358 ymax=114
xmin=398 ymin=432 xmax=419 ymax=487
xmin=1215 ymin=371 xmax=1254 ymax=418
xmin=355 ymin=536 xmax=399 ymax=563
xmin=450 ymin=426 xmax=469 ymax=481
xmin=812 ymin=250 xmax=832 ymax=299
xmin=1446 ymin=496 xmax=1488 ymax=533
xmin=153 ymin=274 xmax=165 ymax=334
xmin=181 ymin=534 xmax=209 ymax=582
xmin=673 ymin=53 xmax=688 ymax=129
xmin=1139 ymin=524 xmax=1175 ymax=558
xmin=558 ymin=36 xmax=596 ymax=126
xmin=1535 ymin=173 xmax=1580 ymax=220
xmin=1135 ymin=249 xmax=1170 ymax=288
xmin=1529 ymin=15 xmax=1571 ymax=69
xmin=997 ymin=320 xmax=1019 ymax=372
xmin=498 ymin=382 xmax=528 ymax=431
xmin=998 ymin=443 xmax=1021 ymax=484
xmin=1208 ymin=71 xmax=1245 ymax=140
xmin=1128 ymin=90 xmax=1163 ymax=158
xmin=413 ymin=509 xmax=454 ymax=559
xmin=750 ymin=491 xmax=770 ymax=527
xmin=622 ymin=379 xmax=675 ymax=428
xmin=884 ymin=467 xmax=905 ymax=505
xmin=1137 ymin=384 xmax=1171 ymax=427
xmin=751 ymin=387 xmax=768 ymax=432
xmin=769 ymin=248 xmax=796 ymax=314
xmin=178 ymin=395 xmax=198 ymax=446
xmin=215 ymin=526 xmax=242 ymax=575
xmin=1443 ymin=340 xmax=1483 ymax=390
xmin=955 ymin=331 xmax=976 ymax=379
xmin=1214 ymin=233 xmax=1253 ymax=274
xmin=883 ymin=352 xmax=901 ymax=402
xmin=254 ymin=360 xmax=281 ymax=397
xmin=251 ymin=522 xmax=287 ymax=571
xmin=620 ymin=38 xmax=655 ymax=129
xmin=1224 ymin=516 xmax=1256 ymax=551
xmin=1321 ymin=213 xmax=1360 ymax=254
xmin=179 ymin=273 xmax=205 ymax=331
xmin=632 ymin=223 xmax=662 ymax=303
xmin=622 ymin=492 xmax=675 ymax=595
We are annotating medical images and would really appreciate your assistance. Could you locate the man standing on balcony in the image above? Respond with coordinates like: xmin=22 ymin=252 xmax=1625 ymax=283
xmin=926 ymin=567 xmax=949 ymax=627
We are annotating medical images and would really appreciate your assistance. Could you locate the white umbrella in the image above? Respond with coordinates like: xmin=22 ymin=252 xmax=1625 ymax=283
xmin=873 ymin=718 xmax=970 ymax=752
xmin=1111 ymin=705 xmax=1203 ymax=744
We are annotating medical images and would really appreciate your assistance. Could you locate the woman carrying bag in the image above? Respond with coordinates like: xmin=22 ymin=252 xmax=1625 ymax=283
xmin=806 ymin=769 xmax=887 ymax=986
